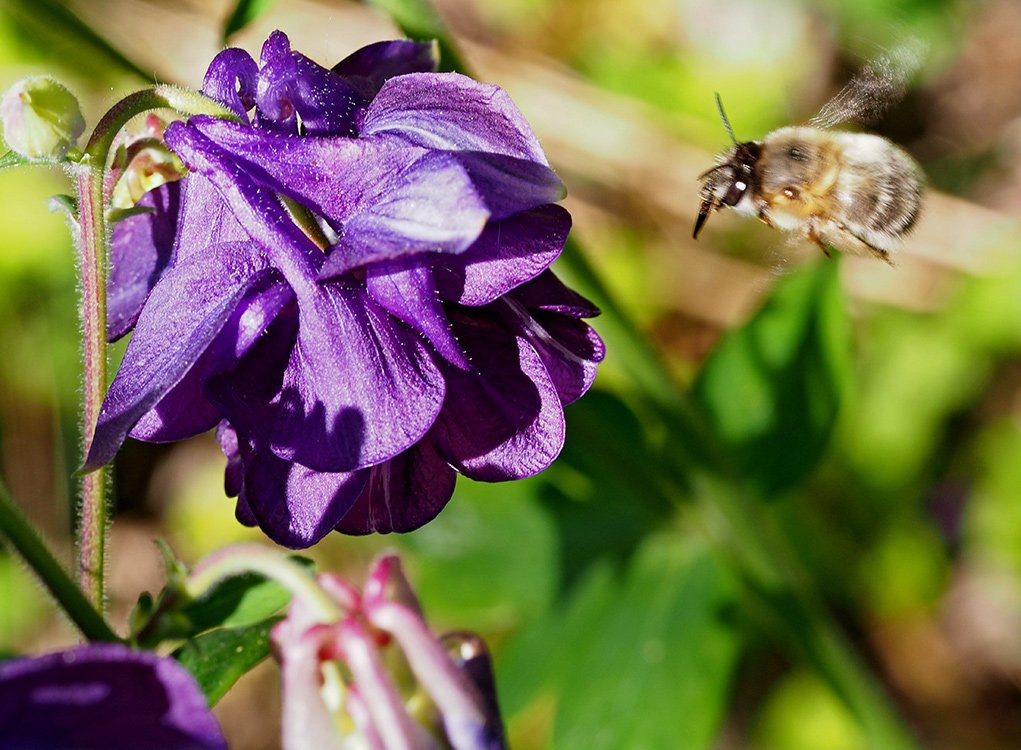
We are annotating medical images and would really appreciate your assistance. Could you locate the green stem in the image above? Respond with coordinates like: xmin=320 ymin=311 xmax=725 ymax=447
xmin=0 ymin=477 xmax=119 ymax=642
xmin=74 ymin=86 xmax=240 ymax=610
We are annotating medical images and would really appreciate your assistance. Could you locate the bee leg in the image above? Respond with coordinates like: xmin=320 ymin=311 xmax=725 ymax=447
xmin=834 ymin=221 xmax=895 ymax=267
xmin=756 ymin=208 xmax=774 ymax=228
xmin=806 ymin=219 xmax=833 ymax=258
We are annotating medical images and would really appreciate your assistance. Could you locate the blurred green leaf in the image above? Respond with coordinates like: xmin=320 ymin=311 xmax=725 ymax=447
xmin=540 ymin=390 xmax=675 ymax=592
xmin=399 ymin=476 xmax=557 ymax=629
xmin=0 ymin=152 xmax=27 ymax=169
xmin=694 ymin=260 xmax=851 ymax=495
xmin=2 ymin=0 xmax=152 ymax=82
xmin=360 ymin=0 xmax=466 ymax=72
xmin=500 ymin=537 xmax=741 ymax=750
xmin=222 ymin=0 xmax=278 ymax=43
xmin=174 ymin=617 xmax=280 ymax=705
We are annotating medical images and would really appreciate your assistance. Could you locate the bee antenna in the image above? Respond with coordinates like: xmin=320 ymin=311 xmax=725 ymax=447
xmin=714 ymin=92 xmax=739 ymax=145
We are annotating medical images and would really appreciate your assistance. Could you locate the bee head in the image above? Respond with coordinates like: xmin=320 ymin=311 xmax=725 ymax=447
xmin=693 ymin=95 xmax=762 ymax=239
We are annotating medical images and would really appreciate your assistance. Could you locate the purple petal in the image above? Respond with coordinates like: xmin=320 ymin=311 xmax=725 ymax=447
xmin=202 ymin=48 xmax=258 ymax=123
xmin=433 ymin=205 xmax=571 ymax=307
xmin=165 ymin=122 xmax=325 ymax=287
xmin=432 ymin=311 xmax=565 ymax=481
xmin=240 ymin=445 xmax=368 ymax=549
xmin=336 ymin=437 xmax=457 ymax=535
xmin=509 ymin=269 xmax=601 ymax=317
xmin=504 ymin=308 xmax=604 ymax=406
xmin=256 ymin=30 xmax=364 ymax=136
xmin=365 ymin=258 xmax=469 ymax=369
xmin=174 ymin=170 xmax=253 ymax=263
xmin=0 ymin=644 xmax=226 ymax=750
xmin=212 ymin=278 xmax=446 ymax=473
xmin=331 ymin=40 xmax=438 ymax=97
xmin=129 ymin=279 xmax=293 ymax=442
xmin=362 ymin=73 xmax=550 ymax=165
xmin=107 ymin=181 xmax=181 ymax=341
xmin=85 ymin=243 xmax=273 ymax=471
xmin=450 ymin=152 xmax=565 ymax=219
xmin=187 ymin=118 xmax=490 ymax=275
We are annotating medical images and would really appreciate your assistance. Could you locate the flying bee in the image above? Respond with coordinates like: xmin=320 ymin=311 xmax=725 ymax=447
xmin=693 ymin=50 xmax=925 ymax=264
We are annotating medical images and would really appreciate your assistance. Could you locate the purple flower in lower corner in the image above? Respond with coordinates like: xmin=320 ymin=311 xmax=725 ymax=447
xmin=87 ymin=31 xmax=604 ymax=548
xmin=0 ymin=643 xmax=226 ymax=750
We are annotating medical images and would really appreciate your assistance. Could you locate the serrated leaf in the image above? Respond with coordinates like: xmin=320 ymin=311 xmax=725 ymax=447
xmin=174 ymin=617 xmax=281 ymax=705
xmin=222 ymin=0 xmax=278 ymax=43
xmin=694 ymin=260 xmax=851 ymax=495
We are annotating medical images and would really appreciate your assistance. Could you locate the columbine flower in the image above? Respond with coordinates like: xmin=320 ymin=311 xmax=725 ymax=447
xmin=0 ymin=643 xmax=226 ymax=750
xmin=87 ymin=32 xmax=603 ymax=547
xmin=269 ymin=553 xmax=506 ymax=749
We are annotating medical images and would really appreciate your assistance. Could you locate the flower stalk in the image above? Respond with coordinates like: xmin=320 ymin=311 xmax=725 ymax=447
xmin=73 ymin=87 xmax=239 ymax=610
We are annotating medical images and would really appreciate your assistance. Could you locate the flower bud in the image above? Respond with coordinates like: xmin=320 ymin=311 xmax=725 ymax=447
xmin=0 ymin=76 xmax=85 ymax=160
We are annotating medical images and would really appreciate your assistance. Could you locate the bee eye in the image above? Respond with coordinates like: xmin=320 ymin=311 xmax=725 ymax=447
xmin=782 ymin=186 xmax=800 ymax=200
xmin=723 ymin=179 xmax=747 ymax=206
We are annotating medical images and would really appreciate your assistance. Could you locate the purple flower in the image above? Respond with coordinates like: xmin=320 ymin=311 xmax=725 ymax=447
xmin=0 ymin=643 xmax=226 ymax=750
xmin=89 ymin=32 xmax=603 ymax=547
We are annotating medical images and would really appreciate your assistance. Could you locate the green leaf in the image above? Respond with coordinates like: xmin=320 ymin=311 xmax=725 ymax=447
xmin=540 ymin=390 xmax=675 ymax=593
xmin=135 ymin=555 xmax=314 ymax=646
xmin=222 ymin=0 xmax=278 ymax=43
xmin=174 ymin=617 xmax=281 ymax=705
xmin=499 ymin=537 xmax=742 ymax=750
xmin=360 ymin=0 xmax=466 ymax=72
xmin=0 ymin=151 xmax=28 ymax=169
xmin=694 ymin=259 xmax=851 ymax=495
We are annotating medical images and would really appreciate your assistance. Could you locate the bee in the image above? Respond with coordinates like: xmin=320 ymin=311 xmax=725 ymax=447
xmin=693 ymin=50 xmax=924 ymax=264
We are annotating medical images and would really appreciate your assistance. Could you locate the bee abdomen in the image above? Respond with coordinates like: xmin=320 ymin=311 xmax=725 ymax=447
xmin=836 ymin=134 xmax=923 ymax=246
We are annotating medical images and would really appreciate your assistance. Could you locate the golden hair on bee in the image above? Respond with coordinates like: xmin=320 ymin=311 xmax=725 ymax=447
xmin=694 ymin=50 xmax=925 ymax=265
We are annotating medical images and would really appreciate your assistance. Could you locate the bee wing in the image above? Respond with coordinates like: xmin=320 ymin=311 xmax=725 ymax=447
xmin=808 ymin=41 xmax=925 ymax=129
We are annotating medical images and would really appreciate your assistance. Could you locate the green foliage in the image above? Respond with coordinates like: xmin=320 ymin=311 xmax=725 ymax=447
xmin=695 ymin=259 xmax=851 ymax=495
xmin=174 ymin=618 xmax=281 ymax=705
xmin=222 ymin=0 xmax=278 ymax=43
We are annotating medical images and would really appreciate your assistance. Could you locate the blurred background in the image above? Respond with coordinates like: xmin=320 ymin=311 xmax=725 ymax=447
xmin=1 ymin=0 xmax=1021 ymax=748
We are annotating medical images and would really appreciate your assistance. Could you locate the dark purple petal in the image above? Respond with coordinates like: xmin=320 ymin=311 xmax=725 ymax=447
xmin=362 ymin=73 xmax=550 ymax=165
xmin=187 ymin=118 xmax=490 ymax=276
xmin=85 ymin=243 xmax=273 ymax=471
xmin=256 ymin=30 xmax=364 ymax=136
xmin=240 ymin=445 xmax=368 ymax=548
xmin=505 ymin=308 xmax=604 ymax=406
xmin=509 ymin=269 xmax=600 ymax=317
xmin=212 ymin=278 xmax=446 ymax=473
xmin=366 ymin=259 xmax=470 ymax=369
xmin=331 ymin=40 xmax=438 ymax=98
xmin=129 ymin=279 xmax=293 ymax=442
xmin=433 ymin=205 xmax=570 ymax=306
xmin=432 ymin=313 xmax=565 ymax=481
xmin=108 ymin=181 xmax=181 ymax=341
xmin=336 ymin=437 xmax=457 ymax=534
xmin=202 ymin=47 xmax=258 ymax=123
xmin=449 ymin=152 xmax=565 ymax=219
xmin=0 ymin=644 xmax=226 ymax=750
